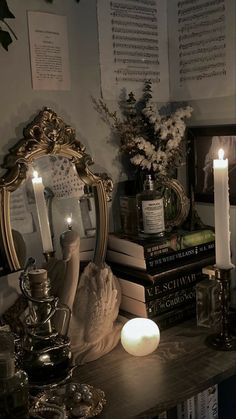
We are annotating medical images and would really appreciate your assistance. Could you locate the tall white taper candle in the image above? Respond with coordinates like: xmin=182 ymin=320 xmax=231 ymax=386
xmin=213 ymin=149 xmax=233 ymax=269
xmin=32 ymin=171 xmax=53 ymax=253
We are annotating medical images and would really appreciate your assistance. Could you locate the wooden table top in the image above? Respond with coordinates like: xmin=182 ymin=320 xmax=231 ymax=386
xmin=72 ymin=320 xmax=236 ymax=419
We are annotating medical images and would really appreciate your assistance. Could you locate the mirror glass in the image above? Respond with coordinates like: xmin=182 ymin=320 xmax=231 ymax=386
xmin=10 ymin=156 xmax=96 ymax=268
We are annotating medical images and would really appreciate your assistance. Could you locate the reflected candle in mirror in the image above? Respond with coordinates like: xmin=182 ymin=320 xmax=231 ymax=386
xmin=32 ymin=171 xmax=53 ymax=253
xmin=66 ymin=216 xmax=72 ymax=230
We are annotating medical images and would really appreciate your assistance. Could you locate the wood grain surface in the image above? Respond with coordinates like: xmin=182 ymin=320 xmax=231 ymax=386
xmin=72 ymin=320 xmax=236 ymax=418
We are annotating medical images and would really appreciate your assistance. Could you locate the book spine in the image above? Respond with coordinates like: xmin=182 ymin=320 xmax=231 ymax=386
xmin=147 ymin=287 xmax=196 ymax=317
xmin=118 ymin=269 xmax=203 ymax=303
xmin=144 ymin=270 xmax=202 ymax=301
xmin=155 ymin=305 xmax=196 ymax=331
xmin=196 ymin=389 xmax=208 ymax=419
xmin=206 ymin=385 xmax=218 ymax=419
xmin=177 ymin=396 xmax=195 ymax=419
xmin=144 ymin=229 xmax=215 ymax=258
xmin=146 ymin=242 xmax=215 ymax=272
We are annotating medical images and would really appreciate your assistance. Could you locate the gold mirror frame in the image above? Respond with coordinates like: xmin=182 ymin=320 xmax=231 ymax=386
xmin=0 ymin=107 xmax=113 ymax=272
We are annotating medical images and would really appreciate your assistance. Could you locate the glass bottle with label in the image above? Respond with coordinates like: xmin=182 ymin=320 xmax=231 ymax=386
xmin=136 ymin=174 xmax=165 ymax=238
xmin=196 ymin=266 xmax=221 ymax=330
xmin=0 ymin=331 xmax=29 ymax=419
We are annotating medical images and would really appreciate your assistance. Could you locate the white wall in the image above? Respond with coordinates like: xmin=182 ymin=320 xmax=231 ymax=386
xmin=1 ymin=1 xmax=236 ymax=310
xmin=0 ymin=0 xmax=124 ymax=182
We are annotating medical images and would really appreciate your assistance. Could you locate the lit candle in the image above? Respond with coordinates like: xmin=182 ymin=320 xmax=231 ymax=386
xmin=213 ymin=149 xmax=233 ymax=269
xmin=121 ymin=318 xmax=160 ymax=356
xmin=32 ymin=171 xmax=53 ymax=253
xmin=66 ymin=216 xmax=72 ymax=230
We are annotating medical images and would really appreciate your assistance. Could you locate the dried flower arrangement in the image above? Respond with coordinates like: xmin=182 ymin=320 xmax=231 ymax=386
xmin=93 ymin=81 xmax=193 ymax=180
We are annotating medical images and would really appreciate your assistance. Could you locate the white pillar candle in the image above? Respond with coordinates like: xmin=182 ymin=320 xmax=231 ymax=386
xmin=32 ymin=171 xmax=53 ymax=253
xmin=121 ymin=318 xmax=160 ymax=356
xmin=213 ymin=149 xmax=233 ymax=269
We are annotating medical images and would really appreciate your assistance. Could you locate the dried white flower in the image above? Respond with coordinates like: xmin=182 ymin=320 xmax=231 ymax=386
xmin=93 ymin=81 xmax=193 ymax=179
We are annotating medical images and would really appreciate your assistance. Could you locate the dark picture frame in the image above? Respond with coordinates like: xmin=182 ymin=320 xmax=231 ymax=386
xmin=187 ymin=125 xmax=236 ymax=205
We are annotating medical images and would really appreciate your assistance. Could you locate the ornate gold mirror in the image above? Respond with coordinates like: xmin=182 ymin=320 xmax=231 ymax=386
xmin=0 ymin=107 xmax=112 ymax=273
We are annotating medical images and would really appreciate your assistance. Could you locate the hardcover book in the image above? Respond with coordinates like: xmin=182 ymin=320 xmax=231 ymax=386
xmin=108 ymin=229 xmax=215 ymax=259
xmin=206 ymin=385 xmax=218 ymax=419
xmin=195 ymin=385 xmax=218 ymax=419
xmin=118 ymin=268 xmax=205 ymax=303
xmin=110 ymin=256 xmax=216 ymax=284
xmin=177 ymin=396 xmax=195 ymax=419
xmin=106 ymin=241 xmax=215 ymax=273
xmin=120 ymin=286 xmax=196 ymax=318
xmin=119 ymin=303 xmax=196 ymax=331
xmin=196 ymin=389 xmax=208 ymax=419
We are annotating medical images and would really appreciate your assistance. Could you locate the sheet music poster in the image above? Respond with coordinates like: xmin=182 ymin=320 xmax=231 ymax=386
xmin=97 ymin=0 xmax=236 ymax=101
xmin=168 ymin=0 xmax=236 ymax=100
xmin=97 ymin=0 xmax=169 ymax=101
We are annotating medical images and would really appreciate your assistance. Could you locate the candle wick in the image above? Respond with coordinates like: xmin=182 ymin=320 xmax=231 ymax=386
xmin=218 ymin=148 xmax=224 ymax=160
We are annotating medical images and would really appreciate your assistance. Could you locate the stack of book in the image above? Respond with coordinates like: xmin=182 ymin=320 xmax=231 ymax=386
xmin=150 ymin=384 xmax=218 ymax=418
xmin=176 ymin=384 xmax=218 ymax=419
xmin=106 ymin=228 xmax=215 ymax=330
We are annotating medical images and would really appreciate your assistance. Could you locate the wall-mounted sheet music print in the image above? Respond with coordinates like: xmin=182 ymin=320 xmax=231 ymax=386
xmin=168 ymin=0 xmax=236 ymax=100
xmin=97 ymin=0 xmax=169 ymax=101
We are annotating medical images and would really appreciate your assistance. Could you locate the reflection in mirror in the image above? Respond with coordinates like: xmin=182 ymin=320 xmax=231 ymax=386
xmin=10 ymin=155 xmax=97 ymax=268
xmin=0 ymin=107 xmax=112 ymax=273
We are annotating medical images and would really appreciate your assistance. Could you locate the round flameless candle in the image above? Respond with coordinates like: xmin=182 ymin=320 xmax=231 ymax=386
xmin=32 ymin=171 xmax=53 ymax=253
xmin=213 ymin=149 xmax=233 ymax=269
xmin=121 ymin=318 xmax=160 ymax=356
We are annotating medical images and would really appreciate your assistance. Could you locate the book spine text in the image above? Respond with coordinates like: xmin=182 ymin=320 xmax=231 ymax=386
xmin=146 ymin=242 xmax=215 ymax=271
xmin=144 ymin=230 xmax=215 ymax=258
xmin=147 ymin=287 xmax=196 ymax=317
xmin=144 ymin=270 xmax=202 ymax=301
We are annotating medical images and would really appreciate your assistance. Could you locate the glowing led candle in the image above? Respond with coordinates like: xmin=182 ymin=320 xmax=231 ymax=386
xmin=32 ymin=171 xmax=53 ymax=253
xmin=213 ymin=149 xmax=233 ymax=269
xmin=121 ymin=318 xmax=160 ymax=356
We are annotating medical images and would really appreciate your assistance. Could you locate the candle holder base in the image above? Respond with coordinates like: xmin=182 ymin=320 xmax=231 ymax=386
xmin=204 ymin=267 xmax=236 ymax=351
xmin=205 ymin=333 xmax=236 ymax=351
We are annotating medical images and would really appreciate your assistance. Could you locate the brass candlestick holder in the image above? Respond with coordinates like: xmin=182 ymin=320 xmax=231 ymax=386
xmin=205 ymin=267 xmax=236 ymax=351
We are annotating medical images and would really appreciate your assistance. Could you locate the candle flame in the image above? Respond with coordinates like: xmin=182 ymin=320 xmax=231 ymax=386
xmin=66 ymin=216 xmax=72 ymax=225
xmin=33 ymin=170 xmax=38 ymax=178
xmin=218 ymin=148 xmax=224 ymax=160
